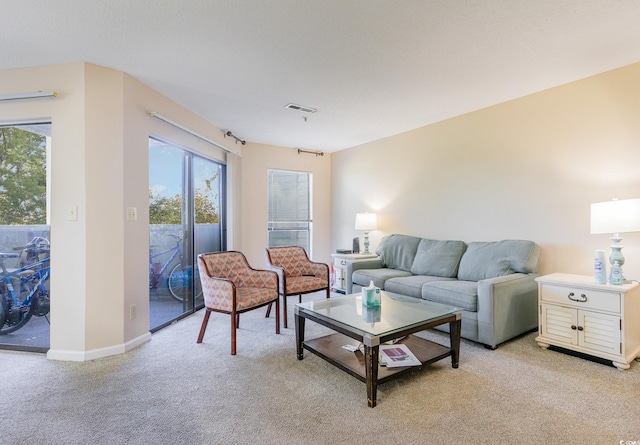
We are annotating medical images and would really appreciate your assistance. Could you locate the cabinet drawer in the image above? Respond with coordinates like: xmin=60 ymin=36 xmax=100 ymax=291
xmin=540 ymin=284 xmax=621 ymax=313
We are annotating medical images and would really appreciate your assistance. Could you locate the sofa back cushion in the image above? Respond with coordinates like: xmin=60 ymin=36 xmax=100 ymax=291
xmin=457 ymin=240 xmax=541 ymax=282
xmin=375 ymin=234 xmax=422 ymax=272
xmin=410 ymin=239 xmax=467 ymax=278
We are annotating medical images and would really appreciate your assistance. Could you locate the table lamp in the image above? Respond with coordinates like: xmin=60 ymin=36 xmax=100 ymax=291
xmin=355 ymin=212 xmax=377 ymax=254
xmin=590 ymin=198 xmax=640 ymax=283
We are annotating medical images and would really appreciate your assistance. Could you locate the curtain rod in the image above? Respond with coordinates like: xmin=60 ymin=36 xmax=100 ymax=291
xmin=297 ymin=148 xmax=324 ymax=157
xmin=224 ymin=130 xmax=246 ymax=145
xmin=0 ymin=91 xmax=57 ymax=101
xmin=149 ymin=112 xmax=239 ymax=156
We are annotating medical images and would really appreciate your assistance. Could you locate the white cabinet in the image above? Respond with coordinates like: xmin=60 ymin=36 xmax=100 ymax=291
xmin=535 ymin=273 xmax=640 ymax=370
xmin=330 ymin=253 xmax=377 ymax=294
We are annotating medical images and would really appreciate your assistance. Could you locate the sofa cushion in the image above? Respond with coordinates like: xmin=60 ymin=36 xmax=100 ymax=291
xmin=386 ymin=275 xmax=456 ymax=299
xmin=352 ymin=268 xmax=413 ymax=290
xmin=422 ymin=280 xmax=479 ymax=312
xmin=457 ymin=240 xmax=541 ymax=282
xmin=375 ymin=234 xmax=422 ymax=272
xmin=410 ymin=239 xmax=467 ymax=278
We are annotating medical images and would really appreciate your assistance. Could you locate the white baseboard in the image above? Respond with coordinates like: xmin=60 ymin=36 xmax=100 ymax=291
xmin=47 ymin=332 xmax=152 ymax=362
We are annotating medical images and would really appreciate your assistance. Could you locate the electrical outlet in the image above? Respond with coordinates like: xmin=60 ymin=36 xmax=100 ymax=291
xmin=126 ymin=207 xmax=137 ymax=221
xmin=130 ymin=304 xmax=137 ymax=320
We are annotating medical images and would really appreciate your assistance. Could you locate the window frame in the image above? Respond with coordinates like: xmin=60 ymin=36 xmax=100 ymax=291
xmin=267 ymin=168 xmax=313 ymax=255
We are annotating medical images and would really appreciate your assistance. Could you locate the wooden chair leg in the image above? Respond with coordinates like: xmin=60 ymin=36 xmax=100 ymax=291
xmin=326 ymin=287 xmax=330 ymax=299
xmin=275 ymin=297 xmax=280 ymax=335
xmin=197 ymin=309 xmax=211 ymax=343
xmin=283 ymin=295 xmax=288 ymax=329
xmin=265 ymin=302 xmax=272 ymax=318
xmin=231 ymin=309 xmax=237 ymax=355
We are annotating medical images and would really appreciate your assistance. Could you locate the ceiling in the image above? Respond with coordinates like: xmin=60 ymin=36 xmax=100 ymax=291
xmin=2 ymin=1 xmax=640 ymax=152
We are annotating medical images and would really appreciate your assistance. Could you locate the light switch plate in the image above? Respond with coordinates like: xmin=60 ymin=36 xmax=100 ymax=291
xmin=67 ymin=206 xmax=78 ymax=221
xmin=126 ymin=207 xmax=137 ymax=221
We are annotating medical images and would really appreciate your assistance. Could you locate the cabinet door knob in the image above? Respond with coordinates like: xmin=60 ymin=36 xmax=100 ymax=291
xmin=577 ymin=326 xmax=584 ymax=331
xmin=571 ymin=325 xmax=577 ymax=330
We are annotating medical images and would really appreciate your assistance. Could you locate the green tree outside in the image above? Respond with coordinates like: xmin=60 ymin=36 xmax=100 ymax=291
xmin=0 ymin=127 xmax=47 ymax=225
xmin=149 ymin=173 xmax=219 ymax=224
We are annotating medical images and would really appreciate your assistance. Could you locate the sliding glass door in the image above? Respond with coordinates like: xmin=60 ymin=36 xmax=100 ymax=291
xmin=149 ymin=138 xmax=224 ymax=331
xmin=0 ymin=123 xmax=51 ymax=353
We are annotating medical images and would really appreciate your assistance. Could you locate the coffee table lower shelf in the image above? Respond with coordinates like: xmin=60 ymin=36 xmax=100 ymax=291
xmin=303 ymin=333 xmax=452 ymax=384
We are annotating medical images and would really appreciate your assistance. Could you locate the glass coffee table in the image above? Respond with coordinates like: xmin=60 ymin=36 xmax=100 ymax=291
xmin=295 ymin=291 xmax=462 ymax=407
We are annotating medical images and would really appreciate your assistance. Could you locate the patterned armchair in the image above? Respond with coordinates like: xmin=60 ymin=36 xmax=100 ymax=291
xmin=265 ymin=246 xmax=330 ymax=328
xmin=197 ymin=251 xmax=280 ymax=355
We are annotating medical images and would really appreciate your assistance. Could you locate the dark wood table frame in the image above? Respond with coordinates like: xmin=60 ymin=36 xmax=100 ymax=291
xmin=295 ymin=306 xmax=461 ymax=407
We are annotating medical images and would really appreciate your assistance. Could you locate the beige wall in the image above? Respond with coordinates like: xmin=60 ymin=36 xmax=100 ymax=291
xmin=331 ymin=62 xmax=640 ymax=281
xmin=0 ymin=63 xmax=235 ymax=360
xmin=241 ymin=144 xmax=332 ymax=268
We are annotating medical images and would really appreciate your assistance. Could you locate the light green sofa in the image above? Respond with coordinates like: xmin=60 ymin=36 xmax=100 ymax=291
xmin=347 ymin=234 xmax=541 ymax=349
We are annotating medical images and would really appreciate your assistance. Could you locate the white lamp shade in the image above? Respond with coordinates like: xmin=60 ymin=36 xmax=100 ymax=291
xmin=355 ymin=212 xmax=377 ymax=231
xmin=590 ymin=198 xmax=640 ymax=234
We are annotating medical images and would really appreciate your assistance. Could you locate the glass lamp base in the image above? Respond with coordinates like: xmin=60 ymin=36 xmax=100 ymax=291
xmin=362 ymin=232 xmax=370 ymax=254
xmin=609 ymin=235 xmax=625 ymax=283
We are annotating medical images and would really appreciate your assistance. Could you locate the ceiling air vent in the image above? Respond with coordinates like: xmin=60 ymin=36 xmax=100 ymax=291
xmin=284 ymin=103 xmax=317 ymax=114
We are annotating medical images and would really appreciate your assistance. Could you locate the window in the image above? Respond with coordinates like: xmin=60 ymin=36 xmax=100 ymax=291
xmin=267 ymin=169 xmax=312 ymax=253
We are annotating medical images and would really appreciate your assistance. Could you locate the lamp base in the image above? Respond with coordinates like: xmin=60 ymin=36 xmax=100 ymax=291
xmin=609 ymin=234 xmax=625 ymax=283
xmin=362 ymin=232 xmax=370 ymax=255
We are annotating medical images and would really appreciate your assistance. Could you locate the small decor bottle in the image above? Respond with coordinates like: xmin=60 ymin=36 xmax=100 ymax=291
xmin=594 ymin=250 xmax=607 ymax=284
xmin=610 ymin=261 xmax=623 ymax=285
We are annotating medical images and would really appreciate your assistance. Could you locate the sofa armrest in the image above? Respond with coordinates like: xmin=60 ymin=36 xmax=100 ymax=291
xmin=476 ymin=273 xmax=539 ymax=348
xmin=346 ymin=258 xmax=383 ymax=294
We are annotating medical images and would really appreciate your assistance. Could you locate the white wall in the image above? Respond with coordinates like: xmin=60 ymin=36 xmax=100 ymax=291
xmin=0 ymin=63 xmax=236 ymax=360
xmin=331 ymin=62 xmax=640 ymax=281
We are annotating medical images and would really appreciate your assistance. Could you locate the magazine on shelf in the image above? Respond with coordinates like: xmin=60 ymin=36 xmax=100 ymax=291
xmin=379 ymin=344 xmax=421 ymax=367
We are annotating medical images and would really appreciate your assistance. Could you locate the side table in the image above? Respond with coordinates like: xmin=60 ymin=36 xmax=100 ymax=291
xmin=535 ymin=273 xmax=640 ymax=369
xmin=331 ymin=253 xmax=377 ymax=294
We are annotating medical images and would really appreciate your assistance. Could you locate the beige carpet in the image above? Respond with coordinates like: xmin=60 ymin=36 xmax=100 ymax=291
xmin=2 ymin=292 xmax=640 ymax=444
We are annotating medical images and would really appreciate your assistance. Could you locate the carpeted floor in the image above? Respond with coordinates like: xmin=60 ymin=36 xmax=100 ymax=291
xmin=1 ymin=291 xmax=639 ymax=444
